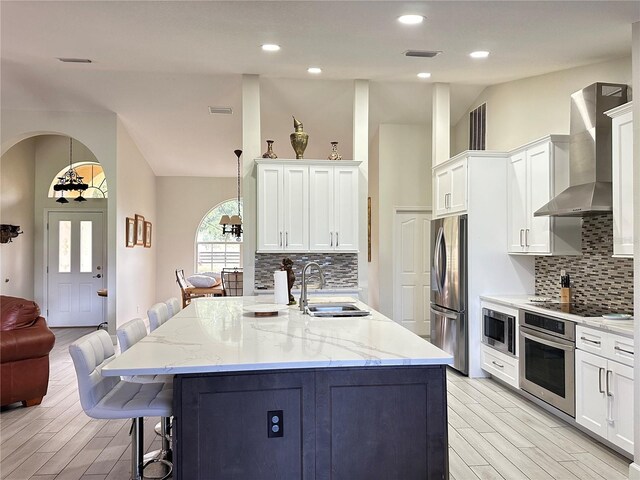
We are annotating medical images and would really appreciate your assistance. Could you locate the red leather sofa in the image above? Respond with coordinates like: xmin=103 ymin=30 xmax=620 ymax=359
xmin=1 ymin=296 xmax=55 ymax=407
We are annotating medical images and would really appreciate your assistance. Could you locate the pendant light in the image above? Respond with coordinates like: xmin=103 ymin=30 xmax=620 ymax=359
xmin=53 ymin=137 xmax=88 ymax=203
xmin=220 ymin=149 xmax=243 ymax=239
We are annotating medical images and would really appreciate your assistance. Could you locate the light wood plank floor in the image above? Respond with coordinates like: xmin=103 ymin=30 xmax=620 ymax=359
xmin=0 ymin=328 xmax=632 ymax=479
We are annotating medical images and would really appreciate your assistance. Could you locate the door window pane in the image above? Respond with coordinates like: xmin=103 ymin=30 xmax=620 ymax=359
xmin=80 ymin=221 xmax=92 ymax=273
xmin=59 ymin=221 xmax=71 ymax=272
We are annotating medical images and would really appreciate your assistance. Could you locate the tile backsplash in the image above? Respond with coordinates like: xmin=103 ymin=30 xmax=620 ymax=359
xmin=535 ymin=214 xmax=633 ymax=312
xmin=254 ymin=253 xmax=358 ymax=290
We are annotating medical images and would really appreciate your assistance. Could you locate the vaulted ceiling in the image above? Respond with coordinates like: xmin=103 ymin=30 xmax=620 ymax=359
xmin=2 ymin=1 xmax=639 ymax=176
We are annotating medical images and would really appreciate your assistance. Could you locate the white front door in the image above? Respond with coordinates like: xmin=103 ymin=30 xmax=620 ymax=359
xmin=47 ymin=211 xmax=105 ymax=327
xmin=393 ymin=210 xmax=431 ymax=335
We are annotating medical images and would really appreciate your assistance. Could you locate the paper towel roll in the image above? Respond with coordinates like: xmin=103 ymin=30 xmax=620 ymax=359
xmin=274 ymin=271 xmax=289 ymax=305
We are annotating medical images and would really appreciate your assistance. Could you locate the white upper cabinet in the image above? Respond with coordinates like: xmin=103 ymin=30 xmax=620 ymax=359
xmin=257 ymin=163 xmax=308 ymax=251
xmin=257 ymin=159 xmax=360 ymax=253
xmin=607 ymin=102 xmax=634 ymax=258
xmin=309 ymin=165 xmax=358 ymax=251
xmin=433 ymin=156 xmax=467 ymax=218
xmin=507 ymin=136 xmax=581 ymax=255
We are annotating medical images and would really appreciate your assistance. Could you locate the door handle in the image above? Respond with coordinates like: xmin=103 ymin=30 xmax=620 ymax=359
xmin=430 ymin=306 xmax=458 ymax=320
xmin=598 ymin=367 xmax=605 ymax=394
xmin=606 ymin=369 xmax=613 ymax=397
xmin=285 ymin=231 xmax=288 ymax=247
xmin=93 ymin=274 xmax=102 ymax=279
xmin=614 ymin=346 xmax=634 ymax=355
xmin=330 ymin=232 xmax=333 ymax=247
xmin=525 ymin=228 xmax=530 ymax=247
xmin=279 ymin=232 xmax=282 ymax=247
xmin=336 ymin=232 xmax=339 ymax=247
xmin=520 ymin=229 xmax=524 ymax=247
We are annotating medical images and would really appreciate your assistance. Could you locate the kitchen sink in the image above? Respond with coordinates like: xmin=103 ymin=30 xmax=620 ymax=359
xmin=306 ymin=303 xmax=370 ymax=317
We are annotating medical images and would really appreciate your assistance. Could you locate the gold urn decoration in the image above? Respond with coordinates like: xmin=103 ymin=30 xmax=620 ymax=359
xmin=289 ymin=116 xmax=309 ymax=159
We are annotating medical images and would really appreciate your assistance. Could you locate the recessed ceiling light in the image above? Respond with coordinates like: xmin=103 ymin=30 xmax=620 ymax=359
xmin=398 ymin=14 xmax=425 ymax=25
xmin=470 ymin=51 xmax=490 ymax=59
xmin=307 ymin=67 xmax=322 ymax=74
xmin=417 ymin=72 xmax=431 ymax=79
xmin=58 ymin=58 xmax=92 ymax=63
xmin=261 ymin=44 xmax=280 ymax=52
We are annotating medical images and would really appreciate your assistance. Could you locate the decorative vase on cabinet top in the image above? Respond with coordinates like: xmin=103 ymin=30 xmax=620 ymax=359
xmin=328 ymin=141 xmax=342 ymax=161
xmin=290 ymin=116 xmax=309 ymax=159
xmin=262 ymin=140 xmax=278 ymax=159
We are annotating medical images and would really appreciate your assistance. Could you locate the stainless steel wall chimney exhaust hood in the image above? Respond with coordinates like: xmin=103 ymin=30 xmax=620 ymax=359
xmin=534 ymin=83 xmax=628 ymax=217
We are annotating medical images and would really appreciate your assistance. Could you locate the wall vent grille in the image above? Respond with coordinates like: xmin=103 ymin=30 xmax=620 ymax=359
xmin=209 ymin=106 xmax=233 ymax=115
xmin=469 ymin=103 xmax=486 ymax=150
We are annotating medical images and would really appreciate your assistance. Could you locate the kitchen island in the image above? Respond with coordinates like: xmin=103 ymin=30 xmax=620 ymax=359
xmin=103 ymin=297 xmax=453 ymax=480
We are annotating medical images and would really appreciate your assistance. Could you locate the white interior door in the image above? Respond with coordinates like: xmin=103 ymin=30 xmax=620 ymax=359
xmin=47 ymin=211 xmax=105 ymax=327
xmin=393 ymin=210 xmax=431 ymax=335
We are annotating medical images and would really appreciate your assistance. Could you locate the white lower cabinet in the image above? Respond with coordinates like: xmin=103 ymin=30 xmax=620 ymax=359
xmin=481 ymin=344 xmax=518 ymax=389
xmin=575 ymin=328 xmax=634 ymax=455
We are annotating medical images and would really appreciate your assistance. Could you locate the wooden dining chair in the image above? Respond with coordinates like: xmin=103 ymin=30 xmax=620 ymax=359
xmin=176 ymin=269 xmax=205 ymax=308
xmin=221 ymin=268 xmax=243 ymax=297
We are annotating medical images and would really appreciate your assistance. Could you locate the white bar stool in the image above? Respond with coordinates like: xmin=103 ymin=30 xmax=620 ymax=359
xmin=148 ymin=303 xmax=170 ymax=331
xmin=69 ymin=329 xmax=172 ymax=480
xmin=165 ymin=297 xmax=181 ymax=318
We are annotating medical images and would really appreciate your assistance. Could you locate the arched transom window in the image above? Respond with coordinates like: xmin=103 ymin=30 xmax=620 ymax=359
xmin=195 ymin=199 xmax=243 ymax=273
xmin=48 ymin=162 xmax=108 ymax=199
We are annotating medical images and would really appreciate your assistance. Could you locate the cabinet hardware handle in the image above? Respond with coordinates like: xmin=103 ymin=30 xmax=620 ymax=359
xmin=447 ymin=193 xmax=451 ymax=208
xmin=285 ymin=231 xmax=288 ymax=247
xmin=525 ymin=228 xmax=530 ymax=247
xmin=614 ymin=346 xmax=634 ymax=355
xmin=580 ymin=336 xmax=601 ymax=346
xmin=336 ymin=232 xmax=339 ymax=247
xmin=330 ymin=232 xmax=333 ymax=247
xmin=520 ymin=229 xmax=524 ymax=247
xmin=598 ymin=367 xmax=605 ymax=394
xmin=445 ymin=193 xmax=448 ymax=209
xmin=606 ymin=369 xmax=612 ymax=397
xmin=491 ymin=361 xmax=504 ymax=369
xmin=279 ymin=232 xmax=283 ymax=247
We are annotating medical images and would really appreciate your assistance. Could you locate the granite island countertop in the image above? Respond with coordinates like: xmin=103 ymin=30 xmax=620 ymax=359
xmin=102 ymin=296 xmax=453 ymax=376
xmin=481 ymin=294 xmax=634 ymax=338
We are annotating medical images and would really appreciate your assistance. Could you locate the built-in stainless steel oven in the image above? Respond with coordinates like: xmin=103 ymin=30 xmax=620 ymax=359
xmin=482 ymin=308 xmax=516 ymax=357
xmin=519 ymin=310 xmax=576 ymax=417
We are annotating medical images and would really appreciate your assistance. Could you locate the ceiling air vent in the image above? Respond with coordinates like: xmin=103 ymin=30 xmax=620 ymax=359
xmin=209 ymin=106 xmax=233 ymax=115
xmin=58 ymin=58 xmax=92 ymax=63
xmin=404 ymin=50 xmax=442 ymax=58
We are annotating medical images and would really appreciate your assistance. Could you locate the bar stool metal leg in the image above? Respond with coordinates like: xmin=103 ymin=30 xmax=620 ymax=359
xmin=130 ymin=418 xmax=144 ymax=480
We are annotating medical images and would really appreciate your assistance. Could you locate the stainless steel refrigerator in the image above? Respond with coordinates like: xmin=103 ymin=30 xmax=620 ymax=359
xmin=430 ymin=214 xmax=468 ymax=375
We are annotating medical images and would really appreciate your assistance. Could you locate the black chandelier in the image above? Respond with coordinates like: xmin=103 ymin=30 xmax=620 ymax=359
xmin=54 ymin=137 xmax=88 ymax=204
xmin=220 ymin=149 xmax=243 ymax=239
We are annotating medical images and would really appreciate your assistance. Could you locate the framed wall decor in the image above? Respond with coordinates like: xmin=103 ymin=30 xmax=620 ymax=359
xmin=144 ymin=221 xmax=152 ymax=248
xmin=134 ymin=214 xmax=145 ymax=246
xmin=125 ymin=217 xmax=135 ymax=247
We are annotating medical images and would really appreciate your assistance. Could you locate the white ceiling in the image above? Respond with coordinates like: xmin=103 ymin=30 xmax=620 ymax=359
xmin=2 ymin=1 xmax=639 ymax=176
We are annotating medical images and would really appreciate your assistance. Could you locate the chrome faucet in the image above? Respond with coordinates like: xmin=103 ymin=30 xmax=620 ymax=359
xmin=299 ymin=262 xmax=325 ymax=313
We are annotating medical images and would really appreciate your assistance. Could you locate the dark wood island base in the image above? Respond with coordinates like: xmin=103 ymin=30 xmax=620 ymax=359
xmin=174 ymin=365 xmax=449 ymax=480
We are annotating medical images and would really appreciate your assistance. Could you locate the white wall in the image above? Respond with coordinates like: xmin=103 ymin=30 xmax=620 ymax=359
xmin=155 ymin=176 xmax=237 ymax=302
xmin=260 ymin=78 xmax=355 ymax=161
xmin=0 ymin=138 xmax=36 ymax=298
xmin=115 ymin=118 xmax=157 ymax=326
xmin=375 ymin=124 xmax=431 ymax=318
xmin=451 ymin=56 xmax=632 ymax=155
xmin=1 ymin=109 xmax=118 ymax=328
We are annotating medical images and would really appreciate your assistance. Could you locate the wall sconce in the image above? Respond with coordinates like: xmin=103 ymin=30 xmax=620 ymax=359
xmin=0 ymin=225 xmax=23 ymax=244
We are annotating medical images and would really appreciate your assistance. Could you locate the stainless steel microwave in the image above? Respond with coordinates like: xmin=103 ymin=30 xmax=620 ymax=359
xmin=482 ymin=308 xmax=516 ymax=357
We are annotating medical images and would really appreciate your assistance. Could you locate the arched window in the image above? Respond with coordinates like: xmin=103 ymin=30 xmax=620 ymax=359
xmin=48 ymin=162 xmax=108 ymax=199
xmin=195 ymin=199 xmax=243 ymax=273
